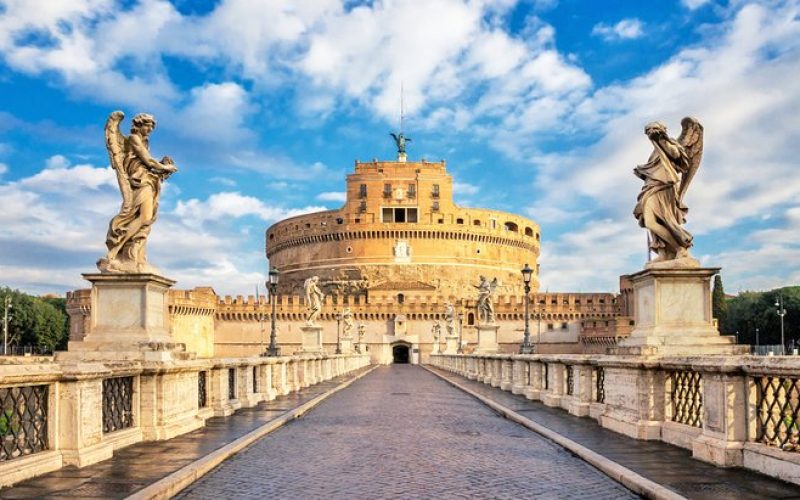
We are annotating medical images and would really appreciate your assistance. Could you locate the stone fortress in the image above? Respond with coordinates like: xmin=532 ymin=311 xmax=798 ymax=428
xmin=68 ymin=148 xmax=628 ymax=364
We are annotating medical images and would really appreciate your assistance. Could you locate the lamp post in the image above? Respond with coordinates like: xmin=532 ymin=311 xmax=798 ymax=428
xmin=756 ymin=327 xmax=760 ymax=347
xmin=335 ymin=312 xmax=342 ymax=354
xmin=457 ymin=311 xmax=464 ymax=354
xmin=519 ymin=263 xmax=534 ymax=354
xmin=776 ymin=294 xmax=787 ymax=354
xmin=265 ymin=267 xmax=280 ymax=357
xmin=2 ymin=296 xmax=11 ymax=356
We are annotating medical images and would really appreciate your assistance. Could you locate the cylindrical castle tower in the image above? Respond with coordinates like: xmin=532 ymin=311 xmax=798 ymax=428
xmin=266 ymin=159 xmax=540 ymax=298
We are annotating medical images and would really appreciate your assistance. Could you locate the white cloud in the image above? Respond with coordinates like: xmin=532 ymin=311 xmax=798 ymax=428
xmin=210 ymin=177 xmax=237 ymax=187
xmin=176 ymin=82 xmax=257 ymax=143
xmin=682 ymin=0 xmax=711 ymax=10
xmin=453 ymin=182 xmax=479 ymax=196
xmin=316 ymin=191 xmax=346 ymax=202
xmin=591 ymin=18 xmax=645 ymax=41
xmin=174 ymin=191 xmax=326 ymax=225
xmin=0 ymin=163 xmax=8 ymax=176
xmin=44 ymin=154 xmax=71 ymax=169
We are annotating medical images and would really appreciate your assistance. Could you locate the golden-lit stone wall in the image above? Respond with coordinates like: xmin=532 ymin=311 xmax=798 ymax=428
xmin=266 ymin=160 xmax=541 ymax=297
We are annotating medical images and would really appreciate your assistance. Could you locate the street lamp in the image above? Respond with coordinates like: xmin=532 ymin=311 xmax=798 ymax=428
xmin=776 ymin=294 xmax=787 ymax=354
xmin=335 ymin=312 xmax=342 ymax=354
xmin=519 ymin=263 xmax=534 ymax=354
xmin=457 ymin=311 xmax=464 ymax=354
xmin=2 ymin=296 xmax=11 ymax=356
xmin=265 ymin=267 xmax=280 ymax=357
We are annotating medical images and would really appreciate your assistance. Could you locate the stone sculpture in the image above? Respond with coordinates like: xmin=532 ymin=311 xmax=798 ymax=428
xmin=304 ymin=276 xmax=324 ymax=325
xmin=358 ymin=322 xmax=366 ymax=340
xmin=431 ymin=320 xmax=441 ymax=343
xmin=98 ymin=111 xmax=178 ymax=274
xmin=342 ymin=307 xmax=354 ymax=338
xmin=444 ymin=302 xmax=456 ymax=336
xmin=475 ymin=276 xmax=499 ymax=324
xmin=634 ymin=117 xmax=704 ymax=265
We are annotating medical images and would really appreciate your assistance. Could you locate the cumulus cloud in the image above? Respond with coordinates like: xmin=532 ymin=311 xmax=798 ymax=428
xmin=316 ymin=191 xmax=347 ymax=202
xmin=682 ymin=0 xmax=712 ymax=10
xmin=591 ymin=18 xmax=645 ymax=41
xmin=453 ymin=182 xmax=479 ymax=196
xmin=44 ymin=154 xmax=71 ymax=169
xmin=174 ymin=191 xmax=326 ymax=225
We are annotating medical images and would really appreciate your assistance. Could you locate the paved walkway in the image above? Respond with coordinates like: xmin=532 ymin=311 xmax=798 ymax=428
xmin=0 ymin=368 xmax=372 ymax=499
xmin=179 ymin=365 xmax=636 ymax=499
xmin=428 ymin=366 xmax=800 ymax=500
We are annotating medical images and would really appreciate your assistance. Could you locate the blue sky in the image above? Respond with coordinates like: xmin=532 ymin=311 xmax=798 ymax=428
xmin=0 ymin=0 xmax=798 ymax=296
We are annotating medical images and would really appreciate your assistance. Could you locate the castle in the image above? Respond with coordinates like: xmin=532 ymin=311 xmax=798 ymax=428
xmin=67 ymin=154 xmax=630 ymax=364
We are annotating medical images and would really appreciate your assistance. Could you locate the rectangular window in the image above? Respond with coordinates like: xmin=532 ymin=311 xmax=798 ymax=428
xmin=382 ymin=207 xmax=394 ymax=223
xmin=359 ymin=184 xmax=367 ymax=198
xmin=407 ymin=208 xmax=418 ymax=223
xmin=382 ymin=207 xmax=418 ymax=224
xmin=432 ymin=201 xmax=440 ymax=212
xmin=432 ymin=184 xmax=440 ymax=198
xmin=407 ymin=184 xmax=416 ymax=197
xmin=383 ymin=183 xmax=392 ymax=197
xmin=395 ymin=208 xmax=406 ymax=223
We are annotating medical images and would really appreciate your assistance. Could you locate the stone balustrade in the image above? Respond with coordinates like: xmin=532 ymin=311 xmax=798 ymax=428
xmin=430 ymin=353 xmax=800 ymax=486
xmin=0 ymin=353 xmax=369 ymax=487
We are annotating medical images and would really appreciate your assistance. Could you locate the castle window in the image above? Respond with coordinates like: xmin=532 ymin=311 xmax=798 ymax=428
xmin=382 ymin=207 xmax=418 ymax=224
xmin=473 ymin=220 xmax=481 ymax=226
xmin=359 ymin=184 xmax=367 ymax=198
xmin=336 ymin=218 xmax=344 ymax=224
xmin=504 ymin=221 xmax=518 ymax=232
xmin=525 ymin=227 xmax=534 ymax=237
xmin=467 ymin=312 xmax=475 ymax=326
xmin=456 ymin=218 xmax=464 ymax=225
xmin=432 ymin=201 xmax=440 ymax=212
xmin=407 ymin=184 xmax=416 ymax=198
xmin=359 ymin=201 xmax=367 ymax=213
xmin=490 ymin=219 xmax=497 ymax=229
xmin=437 ymin=218 xmax=444 ymax=224
xmin=397 ymin=293 xmax=405 ymax=304
xmin=432 ymin=184 xmax=440 ymax=198
xmin=383 ymin=184 xmax=392 ymax=198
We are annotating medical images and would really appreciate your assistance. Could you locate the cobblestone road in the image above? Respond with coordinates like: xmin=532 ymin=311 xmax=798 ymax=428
xmin=179 ymin=366 xmax=637 ymax=499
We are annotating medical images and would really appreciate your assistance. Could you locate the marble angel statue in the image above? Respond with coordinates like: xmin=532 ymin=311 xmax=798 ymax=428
xmin=475 ymin=276 xmax=499 ymax=324
xmin=304 ymin=276 xmax=324 ymax=325
xmin=97 ymin=111 xmax=178 ymax=274
xmin=633 ymin=117 xmax=703 ymax=265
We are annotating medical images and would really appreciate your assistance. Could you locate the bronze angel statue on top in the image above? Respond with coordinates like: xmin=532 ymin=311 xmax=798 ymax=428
xmin=633 ymin=117 xmax=703 ymax=265
xmin=97 ymin=111 xmax=178 ymax=274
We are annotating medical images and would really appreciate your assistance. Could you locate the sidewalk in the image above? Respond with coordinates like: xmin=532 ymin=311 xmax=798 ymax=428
xmin=0 ymin=366 xmax=374 ymax=499
xmin=427 ymin=366 xmax=800 ymax=500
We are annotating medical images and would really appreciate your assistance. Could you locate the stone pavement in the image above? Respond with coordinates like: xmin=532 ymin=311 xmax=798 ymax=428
xmin=428 ymin=366 xmax=800 ymax=500
xmin=0 ymin=367 xmax=372 ymax=499
xmin=178 ymin=365 xmax=637 ymax=499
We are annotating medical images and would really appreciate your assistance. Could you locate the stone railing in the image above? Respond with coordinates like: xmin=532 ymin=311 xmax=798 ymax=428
xmin=430 ymin=353 xmax=800 ymax=486
xmin=0 ymin=353 xmax=369 ymax=487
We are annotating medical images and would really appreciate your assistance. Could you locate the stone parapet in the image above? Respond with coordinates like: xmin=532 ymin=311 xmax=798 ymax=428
xmin=430 ymin=353 xmax=800 ymax=486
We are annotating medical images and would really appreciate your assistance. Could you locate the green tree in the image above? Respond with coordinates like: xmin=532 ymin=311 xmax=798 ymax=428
xmin=712 ymin=274 xmax=728 ymax=333
xmin=724 ymin=286 xmax=799 ymax=346
xmin=0 ymin=287 xmax=69 ymax=353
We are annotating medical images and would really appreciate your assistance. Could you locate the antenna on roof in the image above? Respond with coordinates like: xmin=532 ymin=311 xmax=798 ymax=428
xmin=389 ymin=81 xmax=411 ymax=163
xmin=400 ymin=80 xmax=404 ymax=134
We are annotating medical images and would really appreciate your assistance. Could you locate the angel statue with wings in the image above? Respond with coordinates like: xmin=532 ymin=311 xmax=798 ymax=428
xmin=389 ymin=132 xmax=411 ymax=154
xmin=475 ymin=276 xmax=499 ymax=324
xmin=633 ymin=117 xmax=703 ymax=265
xmin=97 ymin=111 xmax=178 ymax=274
xmin=304 ymin=276 xmax=325 ymax=325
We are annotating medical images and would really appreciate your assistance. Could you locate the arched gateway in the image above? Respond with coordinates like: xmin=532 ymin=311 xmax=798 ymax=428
xmin=392 ymin=342 xmax=411 ymax=364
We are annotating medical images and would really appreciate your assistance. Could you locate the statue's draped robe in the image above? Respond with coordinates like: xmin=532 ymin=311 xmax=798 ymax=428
xmin=105 ymin=134 xmax=163 ymax=263
xmin=633 ymin=137 xmax=693 ymax=254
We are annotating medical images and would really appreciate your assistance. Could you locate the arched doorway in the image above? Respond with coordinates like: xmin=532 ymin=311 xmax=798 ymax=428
xmin=392 ymin=344 xmax=410 ymax=364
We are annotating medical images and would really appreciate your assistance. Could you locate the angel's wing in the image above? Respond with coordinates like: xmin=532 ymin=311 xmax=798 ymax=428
xmin=676 ymin=116 xmax=703 ymax=202
xmin=105 ymin=111 xmax=133 ymax=211
xmin=389 ymin=132 xmax=399 ymax=142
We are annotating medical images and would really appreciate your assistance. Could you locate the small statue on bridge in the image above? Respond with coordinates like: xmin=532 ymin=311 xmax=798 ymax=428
xmin=634 ymin=117 xmax=703 ymax=266
xmin=342 ymin=307 xmax=354 ymax=338
xmin=304 ymin=276 xmax=324 ymax=325
xmin=431 ymin=320 xmax=441 ymax=343
xmin=475 ymin=276 xmax=499 ymax=324
xmin=444 ymin=302 xmax=456 ymax=337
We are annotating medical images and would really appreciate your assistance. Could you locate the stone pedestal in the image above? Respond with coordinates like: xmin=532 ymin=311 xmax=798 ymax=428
xmin=612 ymin=266 xmax=746 ymax=356
xmin=431 ymin=340 xmax=441 ymax=355
xmin=340 ymin=337 xmax=354 ymax=354
xmin=443 ymin=335 xmax=459 ymax=355
xmin=475 ymin=324 xmax=500 ymax=354
xmin=299 ymin=325 xmax=324 ymax=354
xmin=59 ymin=273 xmax=190 ymax=362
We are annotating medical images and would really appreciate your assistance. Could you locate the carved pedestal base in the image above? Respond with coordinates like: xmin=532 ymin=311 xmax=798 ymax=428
xmin=475 ymin=324 xmax=500 ymax=354
xmin=443 ymin=335 xmax=459 ymax=355
xmin=298 ymin=325 xmax=324 ymax=354
xmin=340 ymin=337 xmax=354 ymax=354
xmin=612 ymin=266 xmax=746 ymax=356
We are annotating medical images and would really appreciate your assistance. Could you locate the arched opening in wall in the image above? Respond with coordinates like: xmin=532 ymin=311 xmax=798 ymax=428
xmin=524 ymin=227 xmax=534 ymax=237
xmin=467 ymin=312 xmax=475 ymax=326
xmin=504 ymin=221 xmax=518 ymax=232
xmin=397 ymin=293 xmax=405 ymax=304
xmin=392 ymin=344 xmax=410 ymax=364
